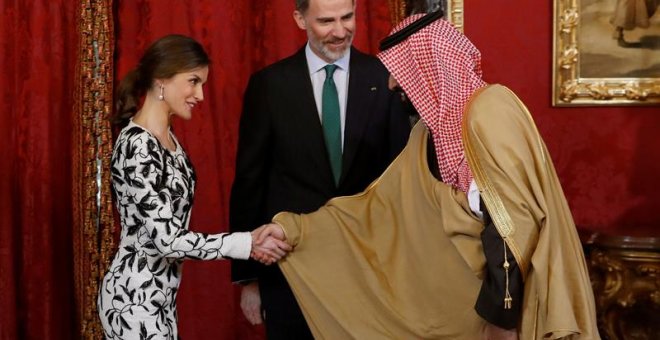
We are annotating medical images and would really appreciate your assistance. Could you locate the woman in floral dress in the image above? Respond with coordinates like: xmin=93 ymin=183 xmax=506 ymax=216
xmin=98 ymin=34 xmax=290 ymax=340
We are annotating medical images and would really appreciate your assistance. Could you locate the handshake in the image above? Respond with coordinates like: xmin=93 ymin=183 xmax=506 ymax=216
xmin=249 ymin=223 xmax=292 ymax=265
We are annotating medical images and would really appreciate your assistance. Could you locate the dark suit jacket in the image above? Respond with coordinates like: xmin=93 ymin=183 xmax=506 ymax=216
xmin=230 ymin=46 xmax=410 ymax=286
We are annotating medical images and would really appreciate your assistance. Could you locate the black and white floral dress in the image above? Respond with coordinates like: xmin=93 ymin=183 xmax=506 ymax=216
xmin=98 ymin=121 xmax=252 ymax=339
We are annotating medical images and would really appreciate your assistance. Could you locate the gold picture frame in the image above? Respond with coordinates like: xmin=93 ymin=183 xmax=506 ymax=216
xmin=553 ymin=0 xmax=660 ymax=106
xmin=389 ymin=0 xmax=463 ymax=31
xmin=446 ymin=0 xmax=464 ymax=32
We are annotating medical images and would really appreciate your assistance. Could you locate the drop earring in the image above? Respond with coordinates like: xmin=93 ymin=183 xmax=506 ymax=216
xmin=158 ymin=84 xmax=164 ymax=101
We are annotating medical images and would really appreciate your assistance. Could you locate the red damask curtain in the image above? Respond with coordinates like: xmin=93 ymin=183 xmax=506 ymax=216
xmin=0 ymin=1 xmax=394 ymax=338
xmin=4 ymin=0 xmax=657 ymax=339
xmin=114 ymin=1 xmax=393 ymax=338
xmin=0 ymin=0 xmax=78 ymax=339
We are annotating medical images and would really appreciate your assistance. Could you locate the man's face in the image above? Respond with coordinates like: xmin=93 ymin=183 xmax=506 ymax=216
xmin=387 ymin=74 xmax=418 ymax=118
xmin=294 ymin=0 xmax=355 ymax=63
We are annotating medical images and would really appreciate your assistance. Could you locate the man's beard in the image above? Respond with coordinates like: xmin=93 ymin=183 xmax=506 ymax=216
xmin=400 ymin=92 xmax=420 ymax=123
xmin=309 ymin=31 xmax=353 ymax=62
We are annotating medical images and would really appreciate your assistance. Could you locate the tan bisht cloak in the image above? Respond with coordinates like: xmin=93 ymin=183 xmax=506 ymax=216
xmin=274 ymin=85 xmax=599 ymax=339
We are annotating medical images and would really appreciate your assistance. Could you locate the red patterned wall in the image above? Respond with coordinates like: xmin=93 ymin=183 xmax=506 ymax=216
xmin=465 ymin=2 xmax=659 ymax=236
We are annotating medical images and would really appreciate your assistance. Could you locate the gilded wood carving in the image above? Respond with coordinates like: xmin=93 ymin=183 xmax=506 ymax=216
xmin=553 ymin=0 xmax=660 ymax=105
xmin=388 ymin=0 xmax=463 ymax=31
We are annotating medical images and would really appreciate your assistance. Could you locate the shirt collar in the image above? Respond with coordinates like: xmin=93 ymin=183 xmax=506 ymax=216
xmin=305 ymin=42 xmax=351 ymax=75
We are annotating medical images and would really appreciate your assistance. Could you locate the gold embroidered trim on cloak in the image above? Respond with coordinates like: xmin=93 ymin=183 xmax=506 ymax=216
xmin=462 ymin=85 xmax=527 ymax=278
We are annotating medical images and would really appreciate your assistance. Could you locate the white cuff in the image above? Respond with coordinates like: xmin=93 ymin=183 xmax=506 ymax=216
xmin=223 ymin=232 xmax=252 ymax=260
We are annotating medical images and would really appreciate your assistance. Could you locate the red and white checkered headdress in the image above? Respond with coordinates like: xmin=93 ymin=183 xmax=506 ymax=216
xmin=378 ymin=14 xmax=487 ymax=193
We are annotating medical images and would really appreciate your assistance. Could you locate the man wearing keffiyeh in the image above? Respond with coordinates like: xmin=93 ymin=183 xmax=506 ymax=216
xmin=267 ymin=11 xmax=600 ymax=340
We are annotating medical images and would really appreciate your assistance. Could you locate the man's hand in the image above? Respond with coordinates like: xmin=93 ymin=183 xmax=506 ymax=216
xmin=240 ymin=282 xmax=263 ymax=325
xmin=250 ymin=223 xmax=291 ymax=265
xmin=482 ymin=323 xmax=518 ymax=340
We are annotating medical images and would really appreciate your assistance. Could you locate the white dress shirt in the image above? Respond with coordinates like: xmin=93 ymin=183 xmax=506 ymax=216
xmin=468 ymin=179 xmax=483 ymax=219
xmin=305 ymin=43 xmax=350 ymax=150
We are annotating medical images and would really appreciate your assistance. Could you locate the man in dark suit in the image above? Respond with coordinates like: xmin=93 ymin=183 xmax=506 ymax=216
xmin=229 ymin=0 xmax=410 ymax=338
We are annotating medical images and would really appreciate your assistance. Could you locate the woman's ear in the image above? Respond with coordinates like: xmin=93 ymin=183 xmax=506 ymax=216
xmin=153 ymin=78 xmax=167 ymax=88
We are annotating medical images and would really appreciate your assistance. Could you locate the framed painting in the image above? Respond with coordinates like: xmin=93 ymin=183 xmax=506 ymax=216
xmin=553 ymin=0 xmax=660 ymax=106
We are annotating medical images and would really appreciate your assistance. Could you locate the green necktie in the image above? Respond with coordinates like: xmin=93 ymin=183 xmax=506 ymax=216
xmin=322 ymin=64 xmax=342 ymax=186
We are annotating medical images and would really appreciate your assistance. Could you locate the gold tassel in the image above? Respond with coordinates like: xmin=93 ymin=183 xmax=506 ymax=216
xmin=503 ymin=238 xmax=512 ymax=309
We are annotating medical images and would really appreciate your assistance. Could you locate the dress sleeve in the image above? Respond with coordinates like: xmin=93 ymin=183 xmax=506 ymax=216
xmin=474 ymin=199 xmax=523 ymax=330
xmin=115 ymin=131 xmax=252 ymax=260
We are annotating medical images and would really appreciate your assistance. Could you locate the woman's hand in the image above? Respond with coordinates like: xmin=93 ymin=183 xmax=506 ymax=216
xmin=250 ymin=223 xmax=291 ymax=265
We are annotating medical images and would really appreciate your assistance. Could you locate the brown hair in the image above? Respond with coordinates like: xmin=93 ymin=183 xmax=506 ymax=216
xmin=295 ymin=0 xmax=309 ymax=12
xmin=113 ymin=34 xmax=210 ymax=125
xmin=295 ymin=0 xmax=355 ymax=13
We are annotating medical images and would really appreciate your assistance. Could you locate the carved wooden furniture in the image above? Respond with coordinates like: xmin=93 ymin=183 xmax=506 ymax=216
xmin=584 ymin=233 xmax=660 ymax=340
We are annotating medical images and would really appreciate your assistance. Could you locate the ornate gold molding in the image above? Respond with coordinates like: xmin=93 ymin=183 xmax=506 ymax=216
xmin=446 ymin=0 xmax=464 ymax=32
xmin=587 ymin=234 xmax=660 ymax=339
xmin=388 ymin=0 xmax=464 ymax=32
xmin=552 ymin=0 xmax=660 ymax=105
xmin=73 ymin=0 xmax=115 ymax=338
xmin=388 ymin=0 xmax=407 ymax=26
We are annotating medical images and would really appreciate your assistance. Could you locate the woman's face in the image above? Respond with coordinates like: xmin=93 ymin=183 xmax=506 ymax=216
xmin=161 ymin=66 xmax=209 ymax=120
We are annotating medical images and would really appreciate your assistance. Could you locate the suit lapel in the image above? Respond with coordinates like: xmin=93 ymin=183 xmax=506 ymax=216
xmin=286 ymin=48 xmax=336 ymax=187
xmin=342 ymin=49 xmax=377 ymax=184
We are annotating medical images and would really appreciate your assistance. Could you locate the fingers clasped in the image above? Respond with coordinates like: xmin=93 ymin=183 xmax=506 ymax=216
xmin=250 ymin=223 xmax=292 ymax=265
